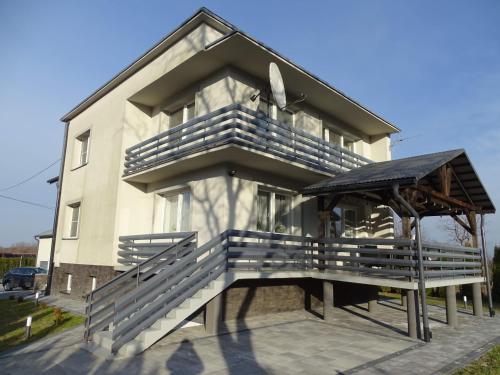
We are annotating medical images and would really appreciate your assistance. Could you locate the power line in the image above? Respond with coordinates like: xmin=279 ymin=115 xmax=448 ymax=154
xmin=0 ymin=193 xmax=54 ymax=210
xmin=0 ymin=158 xmax=60 ymax=192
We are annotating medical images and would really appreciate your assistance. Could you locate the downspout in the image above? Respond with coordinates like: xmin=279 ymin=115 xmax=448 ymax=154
xmin=45 ymin=122 xmax=69 ymax=296
xmin=480 ymin=213 xmax=495 ymax=317
xmin=392 ymin=184 xmax=431 ymax=342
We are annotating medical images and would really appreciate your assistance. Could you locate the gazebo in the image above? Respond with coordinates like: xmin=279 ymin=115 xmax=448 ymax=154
xmin=302 ymin=149 xmax=496 ymax=342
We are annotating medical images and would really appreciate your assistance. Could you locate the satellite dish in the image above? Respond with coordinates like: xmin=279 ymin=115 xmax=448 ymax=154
xmin=269 ymin=62 xmax=286 ymax=110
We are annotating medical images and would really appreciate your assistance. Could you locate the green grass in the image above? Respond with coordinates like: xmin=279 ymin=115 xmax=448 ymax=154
xmin=379 ymin=291 xmax=500 ymax=313
xmin=0 ymin=299 xmax=85 ymax=352
xmin=454 ymin=344 xmax=500 ymax=375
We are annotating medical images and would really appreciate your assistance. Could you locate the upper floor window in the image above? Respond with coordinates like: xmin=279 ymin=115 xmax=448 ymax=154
xmin=258 ymin=99 xmax=294 ymax=126
xmin=74 ymin=130 xmax=90 ymax=168
xmin=169 ymin=102 xmax=195 ymax=128
xmin=67 ymin=202 xmax=81 ymax=238
xmin=323 ymin=127 xmax=341 ymax=146
xmin=256 ymin=188 xmax=292 ymax=233
xmin=344 ymin=139 xmax=355 ymax=153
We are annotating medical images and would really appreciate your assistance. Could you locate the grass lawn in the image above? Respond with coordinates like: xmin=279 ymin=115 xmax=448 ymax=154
xmin=379 ymin=291 xmax=500 ymax=313
xmin=454 ymin=344 xmax=500 ymax=375
xmin=0 ymin=299 xmax=85 ymax=352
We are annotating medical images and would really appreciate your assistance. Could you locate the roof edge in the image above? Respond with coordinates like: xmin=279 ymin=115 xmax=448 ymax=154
xmin=60 ymin=8 xmax=235 ymax=123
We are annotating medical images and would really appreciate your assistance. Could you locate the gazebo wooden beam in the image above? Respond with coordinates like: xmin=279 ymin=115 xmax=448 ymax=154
xmin=439 ymin=164 xmax=452 ymax=196
xmin=414 ymin=185 xmax=477 ymax=212
xmin=451 ymin=214 xmax=473 ymax=235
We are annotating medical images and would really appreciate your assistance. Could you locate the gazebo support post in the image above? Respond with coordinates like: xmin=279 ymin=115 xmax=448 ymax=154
xmin=468 ymin=211 xmax=483 ymax=317
xmin=393 ymin=184 xmax=431 ymax=342
xmin=480 ymin=214 xmax=495 ymax=317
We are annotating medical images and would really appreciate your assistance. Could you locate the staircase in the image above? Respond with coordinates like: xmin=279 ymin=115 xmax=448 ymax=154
xmin=84 ymin=232 xmax=230 ymax=356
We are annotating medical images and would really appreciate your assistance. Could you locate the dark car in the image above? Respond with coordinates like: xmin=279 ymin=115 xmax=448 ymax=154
xmin=2 ymin=267 xmax=47 ymax=291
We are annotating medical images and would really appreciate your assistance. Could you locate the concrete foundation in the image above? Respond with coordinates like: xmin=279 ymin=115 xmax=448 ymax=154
xmin=367 ymin=285 xmax=378 ymax=312
xmin=446 ymin=285 xmax=458 ymax=328
xmin=472 ymin=283 xmax=483 ymax=317
xmin=205 ymin=294 xmax=222 ymax=335
xmin=406 ymin=289 xmax=417 ymax=339
xmin=323 ymin=281 xmax=334 ymax=320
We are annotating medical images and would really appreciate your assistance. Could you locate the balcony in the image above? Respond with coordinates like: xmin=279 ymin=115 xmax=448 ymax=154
xmin=123 ymin=104 xmax=371 ymax=183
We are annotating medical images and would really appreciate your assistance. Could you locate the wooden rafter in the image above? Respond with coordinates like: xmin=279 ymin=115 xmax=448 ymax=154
xmin=415 ymin=185 xmax=477 ymax=212
xmin=439 ymin=164 xmax=452 ymax=196
xmin=451 ymin=214 xmax=473 ymax=235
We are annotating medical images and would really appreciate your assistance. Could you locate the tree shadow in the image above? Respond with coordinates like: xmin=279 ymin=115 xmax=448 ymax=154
xmin=216 ymin=286 xmax=269 ymax=374
xmin=166 ymin=339 xmax=204 ymax=375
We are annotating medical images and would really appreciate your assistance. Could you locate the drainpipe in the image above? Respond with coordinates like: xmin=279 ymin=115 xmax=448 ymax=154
xmin=45 ymin=122 xmax=69 ymax=296
xmin=392 ymin=184 xmax=431 ymax=342
xmin=480 ymin=213 xmax=495 ymax=317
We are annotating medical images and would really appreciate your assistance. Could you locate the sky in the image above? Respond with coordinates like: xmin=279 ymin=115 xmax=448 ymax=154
xmin=0 ymin=1 xmax=499 ymax=252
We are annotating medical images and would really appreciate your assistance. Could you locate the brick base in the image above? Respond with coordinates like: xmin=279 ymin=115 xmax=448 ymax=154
xmin=218 ymin=278 xmax=378 ymax=321
xmin=51 ymin=263 xmax=118 ymax=301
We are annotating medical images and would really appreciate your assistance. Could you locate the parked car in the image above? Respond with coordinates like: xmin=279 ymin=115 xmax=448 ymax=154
xmin=2 ymin=267 xmax=47 ymax=291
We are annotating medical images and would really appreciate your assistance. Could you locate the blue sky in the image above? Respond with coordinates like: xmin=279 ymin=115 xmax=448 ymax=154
xmin=0 ymin=1 xmax=499 ymax=252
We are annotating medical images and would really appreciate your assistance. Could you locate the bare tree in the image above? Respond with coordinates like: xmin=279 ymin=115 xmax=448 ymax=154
xmin=440 ymin=216 xmax=472 ymax=247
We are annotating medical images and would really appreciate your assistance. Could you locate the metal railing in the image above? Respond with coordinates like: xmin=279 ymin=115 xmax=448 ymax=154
xmin=123 ymin=104 xmax=371 ymax=177
xmin=84 ymin=229 xmax=483 ymax=353
xmin=83 ymin=232 xmax=197 ymax=342
xmin=118 ymin=232 xmax=197 ymax=266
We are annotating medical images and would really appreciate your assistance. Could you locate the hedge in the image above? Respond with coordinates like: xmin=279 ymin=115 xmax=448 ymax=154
xmin=493 ymin=246 xmax=500 ymax=302
xmin=0 ymin=257 xmax=36 ymax=279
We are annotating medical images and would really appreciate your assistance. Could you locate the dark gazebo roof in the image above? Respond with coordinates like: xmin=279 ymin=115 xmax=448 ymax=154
xmin=302 ymin=149 xmax=495 ymax=215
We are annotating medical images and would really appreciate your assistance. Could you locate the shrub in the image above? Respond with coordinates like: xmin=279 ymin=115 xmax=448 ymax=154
xmin=8 ymin=295 xmax=15 ymax=300
xmin=53 ymin=307 xmax=64 ymax=325
xmin=493 ymin=246 xmax=500 ymax=302
xmin=16 ymin=296 xmax=24 ymax=303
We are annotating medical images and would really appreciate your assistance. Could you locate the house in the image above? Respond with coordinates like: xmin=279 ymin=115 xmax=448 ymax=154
xmin=34 ymin=230 xmax=52 ymax=271
xmin=49 ymin=8 xmax=495 ymax=355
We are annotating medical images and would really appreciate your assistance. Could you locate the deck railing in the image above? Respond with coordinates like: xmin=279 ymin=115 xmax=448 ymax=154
xmin=123 ymin=104 xmax=371 ymax=177
xmin=225 ymin=230 xmax=483 ymax=281
xmin=85 ymin=230 xmax=483 ymax=353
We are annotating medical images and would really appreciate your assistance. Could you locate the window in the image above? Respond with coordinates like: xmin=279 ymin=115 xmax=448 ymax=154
xmin=169 ymin=101 xmax=195 ymax=128
xmin=74 ymin=130 xmax=90 ymax=168
xmin=323 ymin=127 xmax=341 ymax=146
xmin=66 ymin=274 xmax=72 ymax=292
xmin=344 ymin=139 xmax=355 ymax=152
xmin=257 ymin=190 xmax=271 ymax=231
xmin=155 ymin=191 xmax=191 ymax=233
xmin=67 ymin=202 xmax=81 ymax=238
xmin=327 ymin=206 xmax=359 ymax=238
xmin=258 ymin=99 xmax=294 ymax=126
xmin=256 ymin=189 xmax=292 ymax=233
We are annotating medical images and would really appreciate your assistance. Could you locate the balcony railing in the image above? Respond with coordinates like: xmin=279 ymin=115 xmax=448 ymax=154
xmin=117 ymin=230 xmax=484 ymax=282
xmin=124 ymin=104 xmax=371 ymax=177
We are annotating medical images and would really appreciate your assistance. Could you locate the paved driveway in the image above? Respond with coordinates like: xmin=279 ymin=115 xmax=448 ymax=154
xmin=0 ymin=299 xmax=499 ymax=374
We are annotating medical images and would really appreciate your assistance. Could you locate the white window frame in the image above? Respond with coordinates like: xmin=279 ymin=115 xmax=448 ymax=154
xmin=326 ymin=205 xmax=360 ymax=239
xmin=66 ymin=274 xmax=72 ymax=292
xmin=154 ymin=189 xmax=191 ymax=233
xmin=258 ymin=98 xmax=295 ymax=126
xmin=168 ymin=101 xmax=195 ymax=128
xmin=66 ymin=202 xmax=81 ymax=239
xmin=256 ymin=187 xmax=293 ymax=234
xmin=73 ymin=130 xmax=91 ymax=169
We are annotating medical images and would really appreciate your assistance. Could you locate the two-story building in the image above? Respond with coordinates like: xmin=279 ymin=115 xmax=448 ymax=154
xmin=48 ymin=8 xmax=494 ymax=356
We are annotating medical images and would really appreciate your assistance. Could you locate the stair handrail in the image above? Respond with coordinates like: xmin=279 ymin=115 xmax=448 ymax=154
xmin=84 ymin=232 xmax=197 ymax=341
xmin=109 ymin=231 xmax=229 ymax=353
